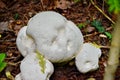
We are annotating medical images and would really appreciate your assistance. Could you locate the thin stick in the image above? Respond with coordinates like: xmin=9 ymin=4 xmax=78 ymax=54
xmin=83 ymin=32 xmax=98 ymax=37
xmin=7 ymin=61 xmax=21 ymax=66
xmin=100 ymin=46 xmax=110 ymax=49
xmin=40 ymin=0 xmax=45 ymax=10
xmin=90 ymin=0 xmax=115 ymax=24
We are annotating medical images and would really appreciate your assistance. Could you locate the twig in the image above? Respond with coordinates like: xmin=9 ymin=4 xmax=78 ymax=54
xmin=106 ymin=26 xmax=113 ymax=31
xmin=100 ymin=46 xmax=110 ymax=49
xmin=7 ymin=61 xmax=21 ymax=66
xmin=83 ymin=32 xmax=98 ymax=37
xmin=102 ymin=0 xmax=105 ymax=11
xmin=90 ymin=0 xmax=115 ymax=24
xmin=40 ymin=0 xmax=45 ymax=11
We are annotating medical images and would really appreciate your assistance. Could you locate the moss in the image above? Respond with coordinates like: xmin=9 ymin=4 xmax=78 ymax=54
xmin=90 ymin=42 xmax=101 ymax=48
xmin=35 ymin=50 xmax=46 ymax=73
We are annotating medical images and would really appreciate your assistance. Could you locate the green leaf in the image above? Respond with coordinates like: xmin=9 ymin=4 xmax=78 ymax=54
xmin=0 ymin=62 xmax=7 ymax=72
xmin=74 ymin=0 xmax=80 ymax=3
xmin=77 ymin=23 xmax=86 ymax=29
xmin=36 ymin=50 xmax=46 ymax=73
xmin=108 ymin=0 xmax=120 ymax=14
xmin=91 ymin=20 xmax=105 ymax=33
xmin=0 ymin=53 xmax=7 ymax=72
xmin=91 ymin=20 xmax=112 ymax=39
xmin=0 ymin=53 xmax=6 ymax=64
xmin=77 ymin=21 xmax=90 ymax=29
xmin=14 ymin=13 xmax=19 ymax=20
xmin=104 ymin=32 xmax=112 ymax=39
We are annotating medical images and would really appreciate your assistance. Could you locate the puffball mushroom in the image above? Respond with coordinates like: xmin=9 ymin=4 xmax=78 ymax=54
xmin=75 ymin=43 xmax=101 ymax=73
xmin=15 ymin=11 xmax=84 ymax=80
xmin=16 ymin=26 xmax=35 ymax=57
xmin=26 ymin=11 xmax=84 ymax=63
xmin=15 ymin=53 xmax=54 ymax=80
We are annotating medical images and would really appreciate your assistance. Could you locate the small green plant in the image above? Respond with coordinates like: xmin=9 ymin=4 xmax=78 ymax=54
xmin=77 ymin=21 xmax=90 ymax=29
xmin=77 ymin=23 xmax=86 ymax=29
xmin=104 ymin=31 xmax=112 ymax=39
xmin=74 ymin=0 xmax=80 ymax=3
xmin=91 ymin=20 xmax=112 ymax=39
xmin=14 ymin=13 xmax=19 ymax=20
xmin=108 ymin=0 xmax=120 ymax=14
xmin=91 ymin=20 xmax=105 ymax=33
xmin=0 ymin=53 xmax=7 ymax=72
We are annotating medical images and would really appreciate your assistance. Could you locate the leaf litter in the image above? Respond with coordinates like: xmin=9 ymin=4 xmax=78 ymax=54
xmin=0 ymin=0 xmax=120 ymax=80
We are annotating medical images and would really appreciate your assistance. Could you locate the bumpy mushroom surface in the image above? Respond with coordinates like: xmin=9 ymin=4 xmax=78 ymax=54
xmin=15 ymin=11 xmax=84 ymax=80
xmin=16 ymin=26 xmax=35 ymax=57
xmin=15 ymin=53 xmax=54 ymax=80
xmin=26 ymin=11 xmax=84 ymax=63
xmin=75 ymin=43 xmax=101 ymax=73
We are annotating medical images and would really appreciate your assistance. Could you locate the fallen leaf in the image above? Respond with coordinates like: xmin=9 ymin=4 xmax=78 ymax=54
xmin=54 ymin=0 xmax=71 ymax=9
xmin=99 ymin=34 xmax=107 ymax=38
xmin=5 ymin=71 xmax=14 ymax=80
xmin=86 ymin=26 xmax=95 ymax=33
xmin=0 ymin=22 xmax=10 ymax=32
xmin=0 ymin=1 xmax=6 ymax=8
xmin=87 ymin=77 xmax=96 ymax=80
xmin=0 ymin=34 xmax=1 ymax=38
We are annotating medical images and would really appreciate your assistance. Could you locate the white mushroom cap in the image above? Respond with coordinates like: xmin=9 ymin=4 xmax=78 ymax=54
xmin=75 ymin=43 xmax=101 ymax=73
xmin=16 ymin=26 xmax=35 ymax=57
xmin=26 ymin=11 xmax=84 ymax=63
xmin=15 ymin=53 xmax=54 ymax=80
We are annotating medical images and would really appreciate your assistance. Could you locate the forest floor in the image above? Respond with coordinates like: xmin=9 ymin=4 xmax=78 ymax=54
xmin=0 ymin=0 xmax=120 ymax=80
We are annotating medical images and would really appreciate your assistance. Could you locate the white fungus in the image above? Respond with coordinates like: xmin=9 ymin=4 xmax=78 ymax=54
xmin=26 ymin=11 xmax=84 ymax=63
xmin=15 ymin=11 xmax=102 ymax=80
xmin=75 ymin=43 xmax=102 ymax=73
xmin=15 ymin=53 xmax=54 ymax=80
xmin=16 ymin=11 xmax=84 ymax=80
xmin=16 ymin=26 xmax=35 ymax=57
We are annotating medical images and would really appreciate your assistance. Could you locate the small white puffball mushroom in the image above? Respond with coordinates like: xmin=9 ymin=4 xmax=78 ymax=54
xmin=15 ymin=53 xmax=54 ymax=80
xmin=75 ymin=43 xmax=101 ymax=73
xmin=26 ymin=11 xmax=84 ymax=63
xmin=16 ymin=26 xmax=35 ymax=57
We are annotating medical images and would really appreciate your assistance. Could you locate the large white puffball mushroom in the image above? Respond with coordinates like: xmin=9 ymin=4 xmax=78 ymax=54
xmin=15 ymin=53 xmax=54 ymax=80
xmin=75 ymin=43 xmax=101 ymax=73
xmin=26 ymin=11 xmax=84 ymax=63
xmin=16 ymin=26 xmax=35 ymax=57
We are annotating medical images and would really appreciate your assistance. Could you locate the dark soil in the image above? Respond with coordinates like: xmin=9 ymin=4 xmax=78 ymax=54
xmin=0 ymin=0 xmax=120 ymax=80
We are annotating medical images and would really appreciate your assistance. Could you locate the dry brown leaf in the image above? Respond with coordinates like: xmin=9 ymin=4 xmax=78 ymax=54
xmin=86 ymin=26 xmax=95 ymax=33
xmin=0 ymin=22 xmax=9 ymax=32
xmin=0 ymin=1 xmax=6 ymax=8
xmin=54 ymin=0 xmax=71 ymax=9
